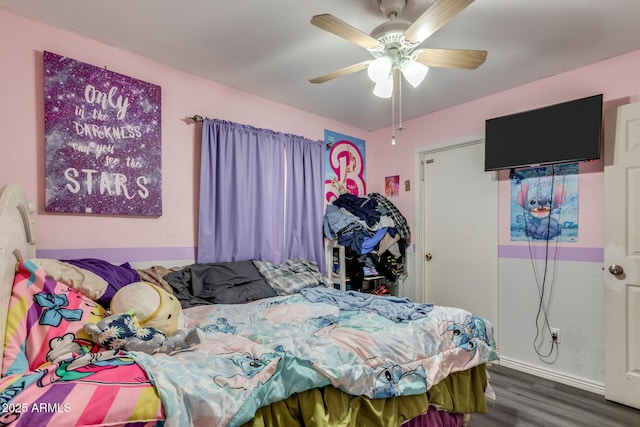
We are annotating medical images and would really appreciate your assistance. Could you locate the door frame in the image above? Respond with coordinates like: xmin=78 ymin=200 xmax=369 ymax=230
xmin=413 ymin=135 xmax=486 ymax=304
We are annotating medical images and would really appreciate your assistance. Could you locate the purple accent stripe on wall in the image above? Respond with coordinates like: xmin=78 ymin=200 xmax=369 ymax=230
xmin=36 ymin=247 xmax=196 ymax=262
xmin=498 ymin=245 xmax=604 ymax=263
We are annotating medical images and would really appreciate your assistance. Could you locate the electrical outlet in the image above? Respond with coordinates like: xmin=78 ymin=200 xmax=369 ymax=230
xmin=550 ymin=327 xmax=560 ymax=344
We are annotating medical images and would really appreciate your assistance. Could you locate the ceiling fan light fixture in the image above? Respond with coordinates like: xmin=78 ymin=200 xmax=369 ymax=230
xmin=367 ymin=56 xmax=393 ymax=83
xmin=401 ymin=59 xmax=429 ymax=88
xmin=373 ymin=75 xmax=393 ymax=98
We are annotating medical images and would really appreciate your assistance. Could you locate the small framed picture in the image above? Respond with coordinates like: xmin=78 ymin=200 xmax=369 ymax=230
xmin=385 ymin=175 xmax=400 ymax=198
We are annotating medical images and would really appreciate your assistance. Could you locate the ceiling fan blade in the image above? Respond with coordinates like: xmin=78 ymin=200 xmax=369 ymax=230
xmin=309 ymin=61 xmax=372 ymax=84
xmin=414 ymin=48 xmax=487 ymax=70
xmin=311 ymin=14 xmax=382 ymax=50
xmin=404 ymin=0 xmax=474 ymax=45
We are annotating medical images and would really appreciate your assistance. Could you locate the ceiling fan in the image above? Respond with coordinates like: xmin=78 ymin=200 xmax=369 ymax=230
xmin=309 ymin=0 xmax=487 ymax=98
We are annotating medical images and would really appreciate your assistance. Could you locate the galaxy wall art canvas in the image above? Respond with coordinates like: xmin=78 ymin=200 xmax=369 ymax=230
xmin=44 ymin=51 xmax=162 ymax=216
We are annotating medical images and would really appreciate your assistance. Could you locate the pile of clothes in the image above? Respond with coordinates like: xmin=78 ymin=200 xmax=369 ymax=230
xmin=323 ymin=192 xmax=410 ymax=291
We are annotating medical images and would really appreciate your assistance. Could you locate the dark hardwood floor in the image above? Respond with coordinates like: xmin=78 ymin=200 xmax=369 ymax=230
xmin=469 ymin=364 xmax=640 ymax=427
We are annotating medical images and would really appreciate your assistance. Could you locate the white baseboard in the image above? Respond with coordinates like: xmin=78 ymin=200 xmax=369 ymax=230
xmin=495 ymin=356 xmax=605 ymax=395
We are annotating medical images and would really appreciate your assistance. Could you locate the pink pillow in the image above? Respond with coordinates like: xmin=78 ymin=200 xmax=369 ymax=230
xmin=2 ymin=260 xmax=106 ymax=376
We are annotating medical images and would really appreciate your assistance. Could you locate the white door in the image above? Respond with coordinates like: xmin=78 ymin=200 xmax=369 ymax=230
xmin=604 ymin=102 xmax=640 ymax=409
xmin=419 ymin=140 xmax=498 ymax=327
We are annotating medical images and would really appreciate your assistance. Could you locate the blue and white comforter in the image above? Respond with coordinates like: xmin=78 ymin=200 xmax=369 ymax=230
xmin=131 ymin=289 xmax=498 ymax=427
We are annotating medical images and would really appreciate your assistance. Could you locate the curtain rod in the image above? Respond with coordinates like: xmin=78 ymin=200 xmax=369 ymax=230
xmin=190 ymin=115 xmax=204 ymax=123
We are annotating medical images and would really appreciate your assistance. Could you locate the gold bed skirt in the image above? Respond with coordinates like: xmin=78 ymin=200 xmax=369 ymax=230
xmin=244 ymin=364 xmax=488 ymax=427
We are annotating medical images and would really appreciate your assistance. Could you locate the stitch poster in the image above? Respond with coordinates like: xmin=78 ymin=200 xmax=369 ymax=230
xmin=510 ymin=163 xmax=578 ymax=242
xmin=324 ymin=130 xmax=366 ymax=203
xmin=44 ymin=51 xmax=162 ymax=216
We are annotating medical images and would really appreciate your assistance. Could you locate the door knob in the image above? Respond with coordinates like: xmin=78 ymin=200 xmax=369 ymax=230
xmin=425 ymin=253 xmax=433 ymax=261
xmin=608 ymin=264 xmax=624 ymax=276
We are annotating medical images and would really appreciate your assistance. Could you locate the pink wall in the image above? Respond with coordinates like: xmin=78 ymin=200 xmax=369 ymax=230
xmin=0 ymin=10 xmax=367 ymax=261
xmin=365 ymin=48 xmax=640 ymax=248
xmin=3 ymin=7 xmax=640 ymax=260
xmin=359 ymin=42 xmax=640 ymax=384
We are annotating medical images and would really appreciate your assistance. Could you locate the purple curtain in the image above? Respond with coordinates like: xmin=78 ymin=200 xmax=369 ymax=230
xmin=198 ymin=119 xmax=325 ymax=271
xmin=283 ymin=135 xmax=325 ymax=269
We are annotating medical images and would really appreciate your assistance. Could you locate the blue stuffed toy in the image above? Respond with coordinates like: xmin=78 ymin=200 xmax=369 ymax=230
xmin=84 ymin=311 xmax=202 ymax=355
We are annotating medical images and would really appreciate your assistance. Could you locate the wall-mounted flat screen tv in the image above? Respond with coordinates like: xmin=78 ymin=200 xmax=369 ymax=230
xmin=484 ymin=94 xmax=603 ymax=171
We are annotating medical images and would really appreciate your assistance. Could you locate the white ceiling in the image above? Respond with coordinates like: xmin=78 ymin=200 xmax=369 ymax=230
xmin=2 ymin=0 xmax=640 ymax=131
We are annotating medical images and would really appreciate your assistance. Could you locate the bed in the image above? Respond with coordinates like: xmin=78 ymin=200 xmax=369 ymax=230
xmin=0 ymin=183 xmax=498 ymax=427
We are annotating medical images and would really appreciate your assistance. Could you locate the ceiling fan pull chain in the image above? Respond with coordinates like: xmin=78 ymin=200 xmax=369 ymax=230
xmin=391 ymin=74 xmax=396 ymax=145
xmin=398 ymin=72 xmax=403 ymax=130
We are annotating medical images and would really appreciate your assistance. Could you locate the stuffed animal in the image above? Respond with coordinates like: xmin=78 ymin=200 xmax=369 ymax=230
xmin=110 ymin=281 xmax=184 ymax=336
xmin=83 ymin=311 xmax=202 ymax=355
xmin=85 ymin=281 xmax=202 ymax=355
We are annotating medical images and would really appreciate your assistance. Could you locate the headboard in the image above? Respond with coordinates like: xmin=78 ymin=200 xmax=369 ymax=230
xmin=0 ymin=184 xmax=36 ymax=365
